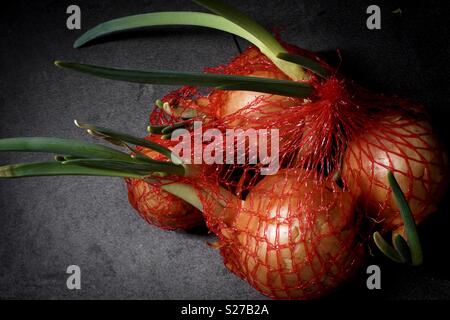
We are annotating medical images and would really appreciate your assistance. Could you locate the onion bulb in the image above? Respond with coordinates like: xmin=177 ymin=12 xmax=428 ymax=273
xmin=205 ymin=47 xmax=303 ymax=124
xmin=217 ymin=169 xmax=363 ymax=299
xmin=342 ymin=114 xmax=448 ymax=234
xmin=126 ymin=136 xmax=204 ymax=230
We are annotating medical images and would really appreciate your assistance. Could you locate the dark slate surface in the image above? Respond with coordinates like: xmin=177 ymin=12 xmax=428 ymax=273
xmin=0 ymin=0 xmax=449 ymax=299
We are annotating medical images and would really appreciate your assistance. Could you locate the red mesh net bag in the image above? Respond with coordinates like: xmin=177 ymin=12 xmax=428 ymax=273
xmin=144 ymin=44 xmax=448 ymax=298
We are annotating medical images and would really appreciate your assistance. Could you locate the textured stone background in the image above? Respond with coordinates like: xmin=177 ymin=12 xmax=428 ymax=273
xmin=0 ymin=0 xmax=449 ymax=299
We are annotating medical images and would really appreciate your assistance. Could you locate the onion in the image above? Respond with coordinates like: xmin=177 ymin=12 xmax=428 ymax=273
xmin=217 ymin=169 xmax=363 ymax=299
xmin=218 ymin=70 xmax=298 ymax=118
xmin=342 ymin=114 xmax=448 ymax=234
xmin=203 ymin=47 xmax=303 ymax=124
xmin=126 ymin=136 xmax=204 ymax=230
xmin=126 ymin=178 xmax=203 ymax=230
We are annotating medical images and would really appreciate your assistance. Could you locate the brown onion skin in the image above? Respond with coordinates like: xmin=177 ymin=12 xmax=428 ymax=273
xmin=217 ymin=170 xmax=363 ymax=299
xmin=126 ymin=137 xmax=204 ymax=231
xmin=342 ymin=114 xmax=448 ymax=235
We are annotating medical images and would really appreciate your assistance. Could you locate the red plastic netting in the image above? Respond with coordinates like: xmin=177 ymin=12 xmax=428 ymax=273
xmin=135 ymin=44 xmax=447 ymax=298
